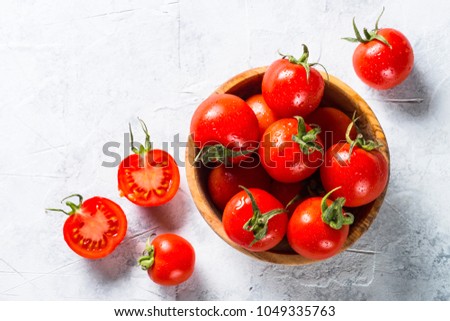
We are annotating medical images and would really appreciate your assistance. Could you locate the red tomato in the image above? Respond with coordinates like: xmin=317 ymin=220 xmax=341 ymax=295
xmin=320 ymin=142 xmax=389 ymax=207
xmin=259 ymin=117 xmax=324 ymax=183
xmin=287 ymin=191 xmax=353 ymax=260
xmin=118 ymin=119 xmax=180 ymax=207
xmin=208 ymin=158 xmax=272 ymax=210
xmin=222 ymin=187 xmax=288 ymax=252
xmin=48 ymin=194 xmax=128 ymax=259
xmin=138 ymin=234 xmax=195 ymax=286
xmin=262 ymin=45 xmax=324 ymax=118
xmin=245 ymin=94 xmax=278 ymax=136
xmin=270 ymin=180 xmax=306 ymax=214
xmin=305 ymin=107 xmax=357 ymax=151
xmin=344 ymin=9 xmax=414 ymax=89
xmin=190 ymin=94 xmax=260 ymax=164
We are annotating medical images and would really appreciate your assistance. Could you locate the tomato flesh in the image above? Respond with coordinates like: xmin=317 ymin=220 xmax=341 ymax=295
xmin=63 ymin=197 xmax=127 ymax=259
xmin=118 ymin=149 xmax=180 ymax=207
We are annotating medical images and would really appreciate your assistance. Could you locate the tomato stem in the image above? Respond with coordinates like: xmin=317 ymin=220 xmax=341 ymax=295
xmin=278 ymin=44 xmax=328 ymax=82
xmin=292 ymin=116 xmax=323 ymax=155
xmin=45 ymin=194 xmax=83 ymax=216
xmin=285 ymin=193 xmax=303 ymax=210
xmin=240 ymin=186 xmax=285 ymax=247
xmin=129 ymin=118 xmax=153 ymax=155
xmin=137 ymin=242 xmax=155 ymax=271
xmin=342 ymin=7 xmax=392 ymax=48
xmin=346 ymin=115 xmax=382 ymax=156
xmin=194 ymin=144 xmax=255 ymax=166
xmin=321 ymin=187 xmax=354 ymax=230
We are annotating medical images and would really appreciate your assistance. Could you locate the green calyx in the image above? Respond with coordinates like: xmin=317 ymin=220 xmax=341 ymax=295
xmin=240 ymin=186 xmax=285 ymax=247
xmin=292 ymin=116 xmax=323 ymax=155
xmin=129 ymin=117 xmax=153 ymax=155
xmin=194 ymin=144 xmax=255 ymax=166
xmin=137 ymin=240 xmax=155 ymax=271
xmin=279 ymin=44 xmax=328 ymax=82
xmin=346 ymin=114 xmax=382 ymax=156
xmin=321 ymin=187 xmax=354 ymax=230
xmin=45 ymin=194 xmax=83 ymax=215
xmin=342 ymin=7 xmax=392 ymax=48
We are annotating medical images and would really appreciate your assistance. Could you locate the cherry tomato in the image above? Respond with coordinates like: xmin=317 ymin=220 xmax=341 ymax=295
xmin=305 ymin=107 xmax=357 ymax=151
xmin=320 ymin=142 xmax=389 ymax=207
xmin=190 ymin=93 xmax=260 ymax=164
xmin=287 ymin=189 xmax=354 ymax=260
xmin=344 ymin=9 xmax=414 ymax=90
xmin=259 ymin=117 xmax=324 ymax=183
xmin=138 ymin=234 xmax=195 ymax=286
xmin=245 ymin=94 xmax=278 ymax=136
xmin=118 ymin=119 xmax=180 ymax=207
xmin=222 ymin=187 xmax=288 ymax=252
xmin=47 ymin=194 xmax=128 ymax=259
xmin=208 ymin=157 xmax=272 ymax=210
xmin=262 ymin=45 xmax=324 ymax=118
xmin=269 ymin=180 xmax=306 ymax=214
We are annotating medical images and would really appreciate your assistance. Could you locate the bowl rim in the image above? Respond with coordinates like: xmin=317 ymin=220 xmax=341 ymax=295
xmin=185 ymin=66 xmax=390 ymax=265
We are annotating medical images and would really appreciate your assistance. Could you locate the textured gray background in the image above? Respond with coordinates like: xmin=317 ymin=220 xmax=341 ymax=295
xmin=1 ymin=0 xmax=449 ymax=300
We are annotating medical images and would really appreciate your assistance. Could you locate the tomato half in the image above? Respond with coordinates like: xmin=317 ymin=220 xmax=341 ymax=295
xmin=222 ymin=187 xmax=288 ymax=252
xmin=48 ymin=194 xmax=128 ymax=259
xmin=118 ymin=119 xmax=180 ymax=206
xmin=262 ymin=45 xmax=324 ymax=118
xmin=138 ymin=234 xmax=195 ymax=286
xmin=118 ymin=149 xmax=180 ymax=207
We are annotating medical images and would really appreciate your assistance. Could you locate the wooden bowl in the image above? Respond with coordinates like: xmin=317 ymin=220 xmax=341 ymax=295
xmin=186 ymin=66 xmax=390 ymax=265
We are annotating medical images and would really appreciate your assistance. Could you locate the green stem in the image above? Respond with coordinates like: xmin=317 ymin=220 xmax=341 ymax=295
xmin=292 ymin=116 xmax=323 ymax=155
xmin=195 ymin=144 xmax=255 ymax=166
xmin=129 ymin=118 xmax=153 ymax=155
xmin=342 ymin=7 xmax=392 ymax=48
xmin=279 ymin=44 xmax=327 ymax=82
xmin=240 ymin=186 xmax=285 ymax=247
xmin=345 ymin=115 xmax=382 ymax=156
xmin=45 ymin=194 xmax=83 ymax=215
xmin=137 ymin=241 xmax=155 ymax=271
xmin=321 ymin=187 xmax=354 ymax=230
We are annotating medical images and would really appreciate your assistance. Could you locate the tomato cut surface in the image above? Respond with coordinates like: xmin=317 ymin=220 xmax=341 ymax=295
xmin=63 ymin=197 xmax=127 ymax=259
xmin=118 ymin=149 xmax=180 ymax=207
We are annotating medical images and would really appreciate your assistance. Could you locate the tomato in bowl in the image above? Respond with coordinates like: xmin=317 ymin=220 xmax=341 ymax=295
xmin=186 ymin=67 xmax=390 ymax=265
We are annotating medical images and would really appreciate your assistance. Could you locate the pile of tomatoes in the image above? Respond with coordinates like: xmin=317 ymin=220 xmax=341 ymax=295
xmin=190 ymin=44 xmax=389 ymax=261
xmin=46 ymin=8 xmax=409 ymax=287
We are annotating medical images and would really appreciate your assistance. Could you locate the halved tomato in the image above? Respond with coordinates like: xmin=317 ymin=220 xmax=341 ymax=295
xmin=118 ymin=119 xmax=180 ymax=206
xmin=48 ymin=194 xmax=128 ymax=259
